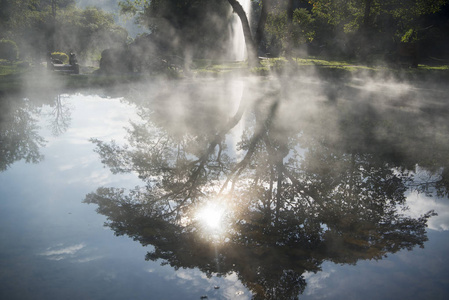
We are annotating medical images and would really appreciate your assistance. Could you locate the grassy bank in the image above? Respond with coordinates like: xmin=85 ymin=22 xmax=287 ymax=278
xmin=0 ymin=61 xmax=151 ymax=95
xmin=190 ymin=57 xmax=449 ymax=86
xmin=1 ymin=57 xmax=448 ymax=95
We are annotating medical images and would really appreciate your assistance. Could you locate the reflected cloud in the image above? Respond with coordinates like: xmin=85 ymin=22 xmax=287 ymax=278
xmin=178 ymin=269 xmax=208 ymax=286
xmin=58 ymin=164 xmax=75 ymax=171
xmin=76 ymin=255 xmax=104 ymax=263
xmin=163 ymin=268 xmax=250 ymax=299
xmin=219 ymin=272 xmax=251 ymax=300
xmin=39 ymin=243 xmax=104 ymax=264
xmin=407 ymin=192 xmax=449 ymax=231
xmin=303 ymin=269 xmax=335 ymax=296
xmin=40 ymin=243 xmax=86 ymax=261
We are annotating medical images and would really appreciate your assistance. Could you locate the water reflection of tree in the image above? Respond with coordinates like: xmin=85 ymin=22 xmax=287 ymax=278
xmin=0 ymin=96 xmax=46 ymax=171
xmin=47 ymin=94 xmax=71 ymax=136
xmin=85 ymin=82 xmax=440 ymax=299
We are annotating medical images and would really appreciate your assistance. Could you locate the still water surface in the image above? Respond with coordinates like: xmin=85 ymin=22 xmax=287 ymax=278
xmin=1 ymin=77 xmax=449 ymax=299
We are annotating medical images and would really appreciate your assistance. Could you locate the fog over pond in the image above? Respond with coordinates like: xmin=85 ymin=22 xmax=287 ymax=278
xmin=1 ymin=71 xmax=449 ymax=299
xmin=1 ymin=0 xmax=449 ymax=298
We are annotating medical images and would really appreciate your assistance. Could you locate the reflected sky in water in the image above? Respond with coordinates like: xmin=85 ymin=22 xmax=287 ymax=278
xmin=1 ymin=77 xmax=449 ymax=299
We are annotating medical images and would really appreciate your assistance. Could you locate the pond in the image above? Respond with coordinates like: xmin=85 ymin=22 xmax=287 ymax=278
xmin=1 ymin=76 xmax=449 ymax=299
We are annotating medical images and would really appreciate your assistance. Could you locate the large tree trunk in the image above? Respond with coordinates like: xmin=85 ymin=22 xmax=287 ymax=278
xmin=255 ymin=0 xmax=270 ymax=51
xmin=47 ymin=0 xmax=57 ymax=52
xmin=359 ymin=0 xmax=374 ymax=61
xmin=363 ymin=0 xmax=373 ymax=30
xmin=227 ymin=0 xmax=259 ymax=67
xmin=285 ymin=0 xmax=294 ymax=61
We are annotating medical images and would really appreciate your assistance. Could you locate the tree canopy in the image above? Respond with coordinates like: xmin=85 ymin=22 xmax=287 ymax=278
xmin=306 ymin=0 xmax=448 ymax=59
xmin=117 ymin=0 xmax=449 ymax=66
xmin=0 ymin=0 xmax=128 ymax=62
xmin=1 ymin=0 xmax=447 ymax=68
xmin=120 ymin=0 xmax=233 ymax=60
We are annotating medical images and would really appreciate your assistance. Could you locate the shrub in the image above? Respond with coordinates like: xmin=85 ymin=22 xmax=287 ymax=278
xmin=0 ymin=39 xmax=19 ymax=61
xmin=51 ymin=52 xmax=69 ymax=64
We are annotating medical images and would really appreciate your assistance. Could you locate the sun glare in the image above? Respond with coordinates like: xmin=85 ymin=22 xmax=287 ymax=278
xmin=196 ymin=203 xmax=225 ymax=231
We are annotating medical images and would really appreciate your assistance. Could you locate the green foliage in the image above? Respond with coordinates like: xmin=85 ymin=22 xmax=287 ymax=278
xmin=293 ymin=8 xmax=316 ymax=43
xmin=0 ymin=1 xmax=126 ymax=62
xmin=51 ymin=51 xmax=69 ymax=63
xmin=310 ymin=0 xmax=358 ymax=30
xmin=0 ymin=63 xmax=15 ymax=76
xmin=119 ymin=0 xmax=232 ymax=59
xmin=307 ymin=0 xmax=449 ymax=60
xmin=401 ymin=29 xmax=418 ymax=43
xmin=309 ymin=0 xmax=447 ymax=36
xmin=119 ymin=0 xmax=148 ymax=16
xmin=265 ymin=8 xmax=315 ymax=53
xmin=0 ymin=39 xmax=19 ymax=61
xmin=55 ymin=7 xmax=128 ymax=60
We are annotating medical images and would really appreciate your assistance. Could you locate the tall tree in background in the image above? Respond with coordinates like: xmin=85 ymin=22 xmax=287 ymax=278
xmin=120 ymin=0 xmax=233 ymax=61
xmin=227 ymin=0 xmax=259 ymax=66
xmin=120 ymin=0 xmax=260 ymax=65
xmin=285 ymin=0 xmax=294 ymax=59
xmin=255 ymin=0 xmax=271 ymax=50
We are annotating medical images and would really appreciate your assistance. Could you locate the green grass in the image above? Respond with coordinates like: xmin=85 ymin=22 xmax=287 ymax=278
xmin=189 ymin=60 xmax=251 ymax=78
xmin=0 ymin=64 xmax=15 ymax=76
xmin=192 ymin=60 xmax=248 ymax=74
xmin=0 ymin=59 xmax=31 ymax=76
xmin=258 ymin=56 xmax=378 ymax=71
xmin=0 ymin=60 xmax=34 ymax=93
xmin=249 ymin=56 xmax=373 ymax=76
xmin=417 ymin=64 xmax=449 ymax=70
xmin=252 ymin=56 xmax=449 ymax=83
xmin=1 ymin=56 xmax=448 ymax=94
xmin=0 ymin=61 xmax=180 ymax=94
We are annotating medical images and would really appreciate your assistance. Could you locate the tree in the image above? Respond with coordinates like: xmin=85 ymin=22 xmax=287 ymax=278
xmin=0 ymin=39 xmax=19 ymax=61
xmin=227 ymin=0 xmax=259 ymax=66
xmin=250 ymin=0 xmax=316 ymax=58
xmin=55 ymin=7 xmax=128 ymax=60
xmin=120 ymin=0 xmax=261 ymax=66
xmin=0 ymin=0 xmax=76 ymax=54
xmin=255 ymin=0 xmax=271 ymax=50
xmin=264 ymin=3 xmax=315 ymax=57
xmin=0 ymin=1 xmax=127 ymax=62
xmin=309 ymin=0 xmax=448 ymax=60
xmin=120 ymin=0 xmax=233 ymax=62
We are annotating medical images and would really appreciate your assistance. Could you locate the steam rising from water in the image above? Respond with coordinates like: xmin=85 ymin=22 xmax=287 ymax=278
xmin=4 ymin=67 xmax=448 ymax=300
xmin=7 ymin=46 xmax=449 ymax=231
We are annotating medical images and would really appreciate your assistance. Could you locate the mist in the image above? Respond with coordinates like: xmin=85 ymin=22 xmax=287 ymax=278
xmin=1 ymin=1 xmax=449 ymax=299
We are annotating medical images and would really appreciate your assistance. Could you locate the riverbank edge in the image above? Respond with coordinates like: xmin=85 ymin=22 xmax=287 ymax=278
xmin=1 ymin=60 xmax=448 ymax=96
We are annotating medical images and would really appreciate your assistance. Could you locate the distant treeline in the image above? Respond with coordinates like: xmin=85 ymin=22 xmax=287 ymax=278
xmin=119 ymin=0 xmax=449 ymax=66
xmin=1 ymin=0 xmax=448 ymax=70
xmin=0 ymin=0 xmax=127 ymax=63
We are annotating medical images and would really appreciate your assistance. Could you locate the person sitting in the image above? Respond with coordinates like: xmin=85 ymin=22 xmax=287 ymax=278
xmin=69 ymin=53 xmax=78 ymax=65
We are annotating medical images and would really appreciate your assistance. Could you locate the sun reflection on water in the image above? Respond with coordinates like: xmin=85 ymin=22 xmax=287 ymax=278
xmin=195 ymin=202 xmax=226 ymax=233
